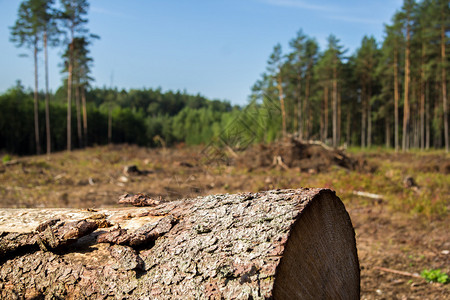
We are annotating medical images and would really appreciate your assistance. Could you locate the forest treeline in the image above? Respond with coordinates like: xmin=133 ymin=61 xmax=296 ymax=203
xmin=0 ymin=83 xmax=239 ymax=155
xmin=1 ymin=0 xmax=449 ymax=156
xmin=250 ymin=0 xmax=449 ymax=152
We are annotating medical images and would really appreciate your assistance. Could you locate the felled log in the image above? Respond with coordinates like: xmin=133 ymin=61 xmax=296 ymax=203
xmin=0 ymin=188 xmax=359 ymax=299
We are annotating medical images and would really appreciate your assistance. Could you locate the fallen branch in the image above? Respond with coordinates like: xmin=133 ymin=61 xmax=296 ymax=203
xmin=353 ymin=191 xmax=384 ymax=202
xmin=374 ymin=266 xmax=422 ymax=279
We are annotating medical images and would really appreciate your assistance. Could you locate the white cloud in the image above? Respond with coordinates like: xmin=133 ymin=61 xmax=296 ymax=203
xmin=328 ymin=15 xmax=382 ymax=25
xmin=261 ymin=0 xmax=339 ymax=12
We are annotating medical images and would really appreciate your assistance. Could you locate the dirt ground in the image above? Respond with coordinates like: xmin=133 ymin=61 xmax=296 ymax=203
xmin=0 ymin=143 xmax=449 ymax=298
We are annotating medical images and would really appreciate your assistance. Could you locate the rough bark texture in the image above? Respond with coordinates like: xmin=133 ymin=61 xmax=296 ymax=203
xmin=0 ymin=188 xmax=359 ymax=299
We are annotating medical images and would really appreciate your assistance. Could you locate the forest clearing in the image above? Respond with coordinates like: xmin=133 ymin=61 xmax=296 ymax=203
xmin=0 ymin=143 xmax=449 ymax=298
xmin=1 ymin=0 xmax=449 ymax=297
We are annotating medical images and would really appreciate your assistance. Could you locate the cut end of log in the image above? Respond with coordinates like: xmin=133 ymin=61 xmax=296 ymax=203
xmin=0 ymin=188 xmax=359 ymax=299
xmin=273 ymin=190 xmax=360 ymax=299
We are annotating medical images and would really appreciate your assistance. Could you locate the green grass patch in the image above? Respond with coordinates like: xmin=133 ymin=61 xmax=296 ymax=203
xmin=420 ymin=269 xmax=449 ymax=284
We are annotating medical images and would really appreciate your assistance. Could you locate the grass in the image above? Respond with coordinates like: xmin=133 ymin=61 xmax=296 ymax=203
xmin=421 ymin=269 xmax=450 ymax=284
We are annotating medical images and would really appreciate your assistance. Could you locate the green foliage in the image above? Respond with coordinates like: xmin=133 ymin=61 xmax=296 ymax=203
xmin=0 ymin=84 xmax=239 ymax=154
xmin=420 ymin=269 xmax=449 ymax=284
xmin=2 ymin=155 xmax=12 ymax=163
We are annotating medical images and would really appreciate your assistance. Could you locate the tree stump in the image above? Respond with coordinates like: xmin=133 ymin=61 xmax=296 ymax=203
xmin=0 ymin=188 xmax=359 ymax=299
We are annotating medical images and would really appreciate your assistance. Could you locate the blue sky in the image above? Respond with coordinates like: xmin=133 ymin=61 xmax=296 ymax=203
xmin=0 ymin=0 xmax=403 ymax=105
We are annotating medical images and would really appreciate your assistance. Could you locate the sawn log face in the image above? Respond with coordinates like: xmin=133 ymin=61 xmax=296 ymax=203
xmin=0 ymin=188 xmax=359 ymax=299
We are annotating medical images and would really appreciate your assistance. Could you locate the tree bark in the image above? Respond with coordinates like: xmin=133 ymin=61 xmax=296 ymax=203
xmin=332 ymin=63 xmax=338 ymax=148
xmin=44 ymin=31 xmax=51 ymax=155
xmin=402 ymin=20 xmax=411 ymax=152
xmin=277 ymin=73 xmax=287 ymax=138
xmin=297 ymin=74 xmax=302 ymax=140
xmin=441 ymin=17 xmax=448 ymax=153
xmin=75 ymin=81 xmax=83 ymax=148
xmin=420 ymin=42 xmax=425 ymax=150
xmin=305 ymin=69 xmax=311 ymax=139
xmin=82 ymin=86 xmax=88 ymax=147
xmin=0 ymin=189 xmax=360 ymax=299
xmin=367 ymin=83 xmax=372 ymax=148
xmin=67 ymin=35 xmax=73 ymax=152
xmin=324 ymin=85 xmax=329 ymax=143
xmin=33 ymin=41 xmax=41 ymax=155
xmin=426 ymin=80 xmax=430 ymax=150
xmin=394 ymin=48 xmax=399 ymax=152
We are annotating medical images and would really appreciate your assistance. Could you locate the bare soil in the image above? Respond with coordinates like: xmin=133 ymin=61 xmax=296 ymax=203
xmin=0 ymin=143 xmax=449 ymax=299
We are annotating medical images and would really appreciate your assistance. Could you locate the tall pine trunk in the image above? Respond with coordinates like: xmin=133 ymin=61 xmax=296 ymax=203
xmin=332 ymin=63 xmax=338 ymax=147
xmin=277 ymin=73 xmax=287 ymax=138
xmin=82 ymin=86 xmax=88 ymax=147
xmin=67 ymin=35 xmax=74 ymax=151
xmin=297 ymin=74 xmax=302 ymax=140
xmin=420 ymin=42 xmax=425 ymax=150
xmin=441 ymin=18 xmax=448 ymax=152
xmin=44 ymin=31 xmax=51 ymax=155
xmin=367 ymin=83 xmax=372 ymax=148
xmin=324 ymin=85 xmax=329 ymax=143
xmin=426 ymin=80 xmax=430 ymax=150
xmin=75 ymin=81 xmax=83 ymax=148
xmin=402 ymin=21 xmax=411 ymax=152
xmin=394 ymin=48 xmax=399 ymax=152
xmin=337 ymin=87 xmax=341 ymax=146
xmin=361 ymin=85 xmax=366 ymax=148
xmin=305 ymin=68 xmax=311 ymax=139
xmin=33 ymin=41 xmax=41 ymax=155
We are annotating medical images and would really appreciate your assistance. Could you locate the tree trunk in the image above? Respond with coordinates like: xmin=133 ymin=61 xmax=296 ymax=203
xmin=277 ymin=73 xmax=287 ymax=138
xmin=394 ymin=48 xmax=399 ymax=152
xmin=426 ymin=80 xmax=430 ymax=150
xmin=367 ymin=83 xmax=372 ymax=148
xmin=441 ymin=18 xmax=448 ymax=153
xmin=338 ymin=88 xmax=341 ymax=146
xmin=332 ymin=64 xmax=338 ymax=148
xmin=420 ymin=42 xmax=425 ymax=150
xmin=297 ymin=74 xmax=302 ymax=140
xmin=324 ymin=85 xmax=329 ymax=143
xmin=361 ymin=85 xmax=366 ymax=148
xmin=44 ymin=31 xmax=51 ymax=155
xmin=82 ymin=86 xmax=88 ymax=147
xmin=0 ymin=188 xmax=360 ymax=299
xmin=33 ymin=42 xmax=41 ymax=155
xmin=402 ymin=21 xmax=411 ymax=152
xmin=67 ymin=36 xmax=74 ymax=152
xmin=305 ymin=68 xmax=311 ymax=139
xmin=75 ymin=81 xmax=83 ymax=148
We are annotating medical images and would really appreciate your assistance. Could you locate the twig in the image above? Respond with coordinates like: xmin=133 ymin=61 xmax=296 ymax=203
xmin=304 ymin=140 xmax=335 ymax=151
xmin=353 ymin=191 xmax=384 ymax=201
xmin=374 ymin=266 xmax=422 ymax=279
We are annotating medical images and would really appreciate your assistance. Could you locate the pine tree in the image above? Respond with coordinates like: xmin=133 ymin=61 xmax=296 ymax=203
xmin=10 ymin=0 xmax=45 ymax=155
xmin=267 ymin=44 xmax=287 ymax=138
xmin=60 ymin=0 xmax=89 ymax=151
xmin=356 ymin=36 xmax=379 ymax=148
